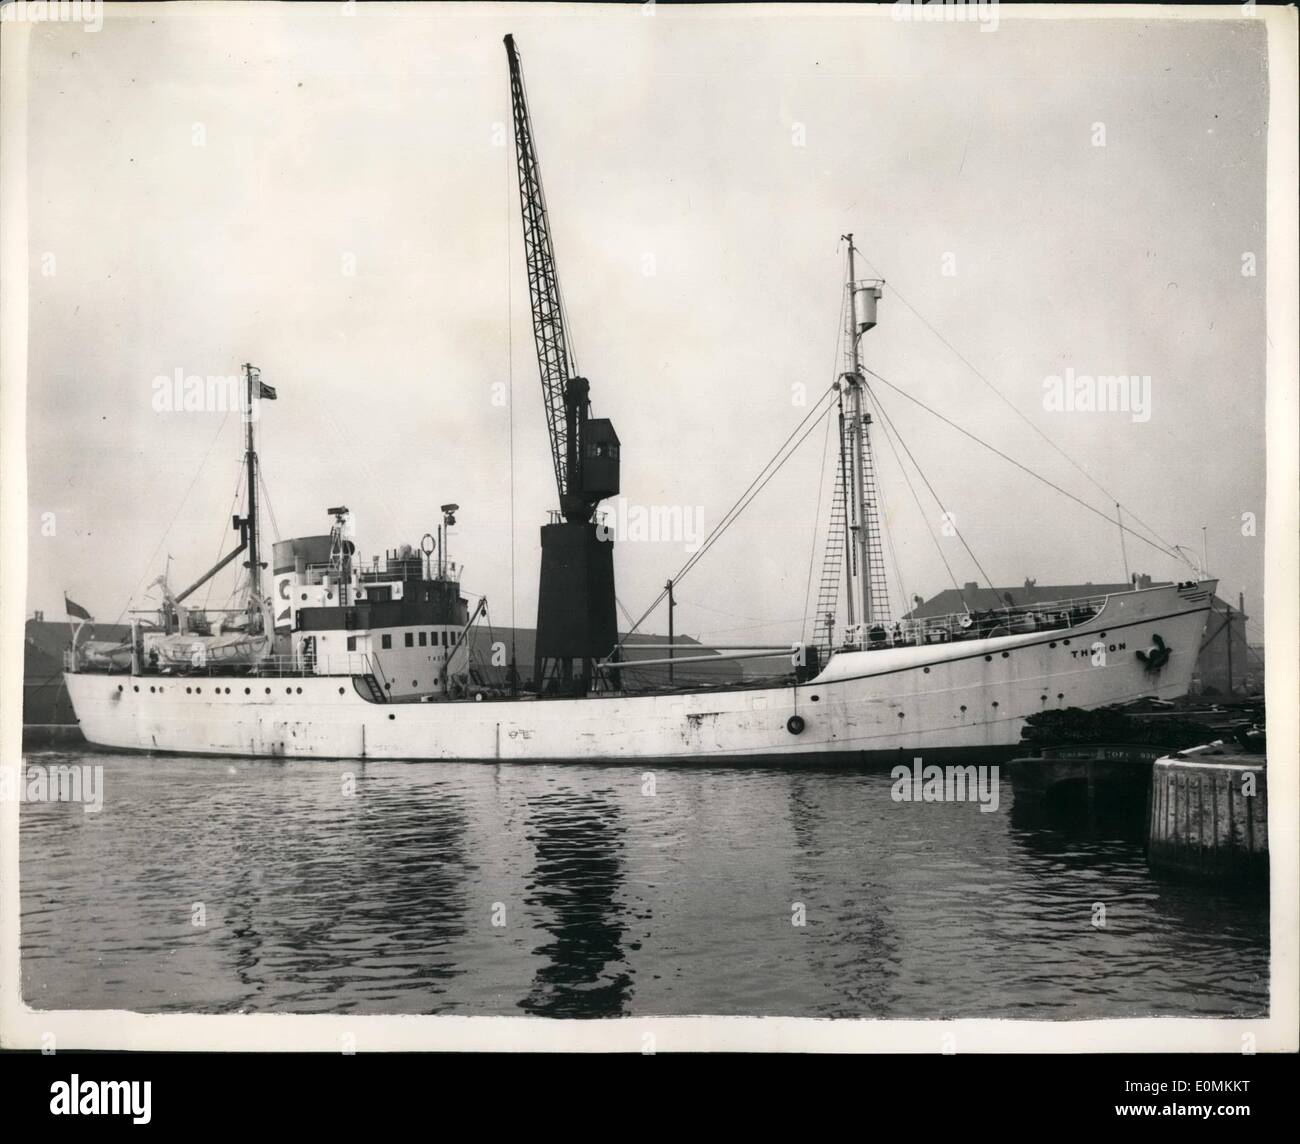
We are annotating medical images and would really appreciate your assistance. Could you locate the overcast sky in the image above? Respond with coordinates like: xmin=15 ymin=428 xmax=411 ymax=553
xmin=22 ymin=4 xmax=1269 ymax=647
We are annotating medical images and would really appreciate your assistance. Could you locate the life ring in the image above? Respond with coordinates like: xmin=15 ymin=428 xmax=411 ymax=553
xmin=787 ymin=714 xmax=806 ymax=735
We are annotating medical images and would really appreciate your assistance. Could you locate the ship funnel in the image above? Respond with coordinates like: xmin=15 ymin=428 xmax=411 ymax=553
xmin=853 ymin=282 xmax=883 ymax=334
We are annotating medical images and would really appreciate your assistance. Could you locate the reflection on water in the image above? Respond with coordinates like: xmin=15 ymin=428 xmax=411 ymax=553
xmin=519 ymin=788 xmax=632 ymax=1017
xmin=20 ymin=752 xmax=1268 ymax=1018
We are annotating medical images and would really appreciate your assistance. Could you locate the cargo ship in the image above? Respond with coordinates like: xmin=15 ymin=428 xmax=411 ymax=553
xmin=62 ymin=36 xmax=1214 ymax=763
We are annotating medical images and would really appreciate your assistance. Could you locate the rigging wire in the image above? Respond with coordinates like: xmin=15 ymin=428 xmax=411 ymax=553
xmin=801 ymin=402 xmax=834 ymax=646
xmin=874 ymin=439 xmax=910 ymax=621
xmin=861 ymin=375 xmax=999 ymax=596
xmin=870 ymin=382 xmax=968 ymax=607
xmin=696 ymin=616 xmax=812 ymax=637
xmin=203 ymin=460 xmax=247 ymax=611
xmin=855 ymin=256 xmax=1190 ymax=564
xmin=675 ymin=596 xmax=777 ymax=622
xmin=259 ymin=469 xmax=281 ymax=545
xmin=616 ymin=385 xmax=838 ymax=652
xmin=113 ymin=410 xmax=232 ymax=626
xmin=862 ymin=365 xmax=1190 ymax=566
xmin=802 ymin=268 xmax=853 ymax=645
xmin=672 ymin=385 xmax=837 ymax=585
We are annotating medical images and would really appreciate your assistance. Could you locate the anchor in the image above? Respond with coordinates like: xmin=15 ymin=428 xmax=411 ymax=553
xmin=1136 ymin=633 xmax=1171 ymax=673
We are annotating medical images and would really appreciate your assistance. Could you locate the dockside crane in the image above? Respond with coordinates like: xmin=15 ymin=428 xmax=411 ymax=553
xmin=505 ymin=34 xmax=622 ymax=694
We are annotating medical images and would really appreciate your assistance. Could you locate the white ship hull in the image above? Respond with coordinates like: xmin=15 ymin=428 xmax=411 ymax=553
xmin=65 ymin=584 xmax=1211 ymax=764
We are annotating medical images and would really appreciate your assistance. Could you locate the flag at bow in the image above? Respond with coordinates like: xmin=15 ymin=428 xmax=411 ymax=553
xmin=64 ymin=594 xmax=92 ymax=621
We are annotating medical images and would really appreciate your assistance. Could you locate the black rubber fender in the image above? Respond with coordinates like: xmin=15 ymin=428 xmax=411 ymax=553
xmin=787 ymin=714 xmax=806 ymax=735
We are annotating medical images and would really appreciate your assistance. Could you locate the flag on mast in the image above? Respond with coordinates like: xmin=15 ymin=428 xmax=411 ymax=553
xmin=249 ymin=365 xmax=276 ymax=401
xmin=64 ymin=595 xmax=92 ymax=621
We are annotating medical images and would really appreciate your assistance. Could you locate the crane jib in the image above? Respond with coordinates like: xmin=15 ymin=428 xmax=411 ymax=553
xmin=505 ymin=34 xmax=622 ymax=695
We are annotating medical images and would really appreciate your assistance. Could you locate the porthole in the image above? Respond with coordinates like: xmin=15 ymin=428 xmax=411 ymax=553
xmin=1001 ymin=651 xmax=1009 ymax=658
xmin=388 ymin=713 xmax=396 ymax=721
xmin=1041 ymin=695 xmax=1048 ymax=701
xmin=984 ymin=655 xmax=992 ymax=662
xmin=412 ymin=680 xmax=418 ymax=688
xmin=992 ymin=700 xmax=999 ymax=707
xmin=133 ymin=685 xmax=139 ymax=692
xmin=897 ymin=711 xmax=905 ymax=719
xmin=265 ymin=687 xmax=271 ymax=694
xmin=339 ymin=687 xmax=345 ymax=695
xmin=244 ymin=687 xmax=251 ymax=694
xmin=960 ymin=705 xmax=967 ymax=713
xmin=186 ymin=687 xmax=192 ymax=694
xmin=1049 ymin=642 xmax=1057 ymax=649
xmin=810 ymin=694 xmax=820 ymax=702
xmin=296 ymin=687 xmax=303 ymax=694
xmin=286 ymin=687 xmax=292 ymax=695
xmin=149 ymin=686 xmax=155 ymax=693
xmin=117 ymin=685 xmax=124 ymax=692
xmin=301 ymin=593 xmax=308 ymax=601
xmin=923 ymin=667 xmax=930 ymax=674
xmin=195 ymin=686 xmax=201 ymax=693
xmin=1057 ymin=692 xmax=1064 ymax=700
xmin=1063 ymin=639 xmax=1071 ymax=646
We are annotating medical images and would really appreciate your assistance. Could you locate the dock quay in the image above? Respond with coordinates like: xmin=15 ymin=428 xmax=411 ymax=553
xmin=1148 ymin=743 xmax=1268 ymax=884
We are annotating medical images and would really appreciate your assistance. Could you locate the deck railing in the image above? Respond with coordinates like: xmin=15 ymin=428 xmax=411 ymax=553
xmin=843 ymin=592 xmax=1111 ymax=652
xmin=67 ymin=647 xmax=390 ymax=682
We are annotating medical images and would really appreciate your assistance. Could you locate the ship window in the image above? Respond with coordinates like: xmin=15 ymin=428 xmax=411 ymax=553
xmin=441 ymin=631 xmax=449 ymax=647
xmin=347 ymin=636 xmax=356 ymax=652
xmin=405 ymin=632 xmax=414 ymax=647
xmin=382 ymin=634 xmax=392 ymax=649
xmin=419 ymin=632 xmax=427 ymax=646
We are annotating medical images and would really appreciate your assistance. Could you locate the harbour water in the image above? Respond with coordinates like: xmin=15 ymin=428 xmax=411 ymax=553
xmin=19 ymin=750 xmax=1268 ymax=1018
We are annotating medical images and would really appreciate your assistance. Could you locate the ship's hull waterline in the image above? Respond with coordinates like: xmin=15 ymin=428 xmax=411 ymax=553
xmin=65 ymin=584 xmax=1212 ymax=764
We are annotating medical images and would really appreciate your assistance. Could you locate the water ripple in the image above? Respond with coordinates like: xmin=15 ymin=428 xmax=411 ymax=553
xmin=19 ymin=752 xmax=1268 ymax=1017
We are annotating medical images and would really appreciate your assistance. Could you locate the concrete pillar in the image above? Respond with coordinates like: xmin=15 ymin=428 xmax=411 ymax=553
xmin=1148 ymin=751 xmax=1267 ymax=883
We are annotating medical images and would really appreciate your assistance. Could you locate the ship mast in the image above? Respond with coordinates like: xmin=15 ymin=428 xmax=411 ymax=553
xmin=243 ymin=362 xmax=262 ymax=608
xmin=840 ymin=236 xmax=885 ymax=633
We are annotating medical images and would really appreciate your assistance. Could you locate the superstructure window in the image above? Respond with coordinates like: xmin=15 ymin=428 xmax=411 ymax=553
xmin=405 ymin=632 xmax=414 ymax=647
xmin=419 ymin=632 xmax=427 ymax=647
xmin=382 ymin=634 xmax=392 ymax=650
xmin=346 ymin=636 xmax=356 ymax=652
